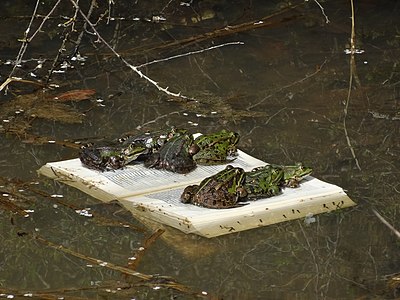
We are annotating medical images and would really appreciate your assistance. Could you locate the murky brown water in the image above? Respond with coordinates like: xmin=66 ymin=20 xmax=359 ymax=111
xmin=1 ymin=0 xmax=399 ymax=299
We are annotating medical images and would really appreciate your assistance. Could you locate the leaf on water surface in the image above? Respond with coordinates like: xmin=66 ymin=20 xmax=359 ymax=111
xmin=30 ymin=101 xmax=84 ymax=123
xmin=54 ymin=89 xmax=96 ymax=102
xmin=0 ymin=90 xmax=86 ymax=125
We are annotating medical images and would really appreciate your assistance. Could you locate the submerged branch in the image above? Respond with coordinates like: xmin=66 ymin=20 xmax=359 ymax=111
xmin=33 ymin=234 xmax=209 ymax=297
xmin=127 ymin=228 xmax=165 ymax=271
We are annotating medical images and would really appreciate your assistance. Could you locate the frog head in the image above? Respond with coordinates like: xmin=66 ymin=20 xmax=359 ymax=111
xmin=282 ymin=163 xmax=312 ymax=188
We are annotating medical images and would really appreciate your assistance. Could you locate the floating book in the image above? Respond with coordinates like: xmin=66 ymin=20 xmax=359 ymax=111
xmin=38 ymin=150 xmax=356 ymax=238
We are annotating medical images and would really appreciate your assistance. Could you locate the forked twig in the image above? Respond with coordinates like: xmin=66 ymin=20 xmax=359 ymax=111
xmin=69 ymin=0 xmax=196 ymax=101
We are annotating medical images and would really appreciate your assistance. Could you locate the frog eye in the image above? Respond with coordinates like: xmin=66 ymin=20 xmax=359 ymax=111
xmin=188 ymin=144 xmax=200 ymax=155
xmin=236 ymin=187 xmax=247 ymax=198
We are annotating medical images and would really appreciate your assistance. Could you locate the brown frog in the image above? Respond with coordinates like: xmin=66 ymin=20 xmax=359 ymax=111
xmin=180 ymin=165 xmax=247 ymax=208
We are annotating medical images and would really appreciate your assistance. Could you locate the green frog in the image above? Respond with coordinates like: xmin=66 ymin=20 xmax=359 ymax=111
xmin=244 ymin=165 xmax=284 ymax=199
xmin=192 ymin=130 xmax=240 ymax=165
xmin=119 ymin=127 xmax=189 ymax=162
xmin=79 ymin=128 xmax=184 ymax=171
xmin=144 ymin=132 xmax=198 ymax=174
xmin=79 ymin=145 xmax=127 ymax=171
xmin=281 ymin=163 xmax=313 ymax=188
xmin=180 ymin=165 xmax=247 ymax=208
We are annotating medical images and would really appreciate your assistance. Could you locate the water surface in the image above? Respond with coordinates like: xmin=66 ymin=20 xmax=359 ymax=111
xmin=0 ymin=0 xmax=399 ymax=299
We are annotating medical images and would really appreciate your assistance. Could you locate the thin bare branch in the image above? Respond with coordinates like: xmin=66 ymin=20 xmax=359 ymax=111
xmin=343 ymin=0 xmax=362 ymax=171
xmin=372 ymin=209 xmax=400 ymax=240
xmin=69 ymin=0 xmax=196 ymax=101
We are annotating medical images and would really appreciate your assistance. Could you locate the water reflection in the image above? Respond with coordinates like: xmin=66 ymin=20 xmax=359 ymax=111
xmin=0 ymin=0 xmax=399 ymax=299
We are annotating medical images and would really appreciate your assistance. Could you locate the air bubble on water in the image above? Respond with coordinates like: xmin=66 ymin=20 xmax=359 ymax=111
xmin=304 ymin=213 xmax=316 ymax=225
xmin=153 ymin=286 xmax=161 ymax=290
xmin=71 ymin=53 xmax=87 ymax=62
xmin=75 ymin=209 xmax=93 ymax=217
xmin=51 ymin=194 xmax=63 ymax=198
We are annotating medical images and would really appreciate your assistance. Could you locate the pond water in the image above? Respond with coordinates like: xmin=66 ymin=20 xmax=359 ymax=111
xmin=0 ymin=0 xmax=399 ymax=299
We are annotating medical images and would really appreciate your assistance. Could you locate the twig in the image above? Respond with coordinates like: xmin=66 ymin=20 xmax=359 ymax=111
xmin=9 ymin=0 xmax=40 ymax=78
xmin=1 ymin=0 xmax=62 ymax=93
xmin=372 ymin=209 xmax=400 ymax=240
xmin=0 ymin=77 xmax=45 ymax=92
xmin=127 ymin=229 xmax=165 ymax=271
xmin=136 ymin=42 xmax=244 ymax=69
xmin=343 ymin=0 xmax=362 ymax=171
xmin=11 ymin=0 xmax=62 ymax=76
xmin=310 ymin=0 xmax=330 ymax=23
xmin=33 ymin=234 xmax=207 ymax=296
xmin=248 ymin=58 xmax=327 ymax=110
xmin=130 ymin=1 xmax=305 ymax=55
xmin=69 ymin=0 xmax=196 ymax=101
xmin=298 ymin=221 xmax=320 ymax=295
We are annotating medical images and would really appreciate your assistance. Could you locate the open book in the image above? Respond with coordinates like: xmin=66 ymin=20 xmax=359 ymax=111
xmin=38 ymin=150 xmax=356 ymax=238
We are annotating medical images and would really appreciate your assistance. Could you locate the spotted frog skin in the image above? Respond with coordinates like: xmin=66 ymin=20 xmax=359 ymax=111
xmin=79 ymin=128 xmax=189 ymax=172
xmin=192 ymin=130 xmax=240 ymax=165
xmin=144 ymin=132 xmax=198 ymax=174
xmin=119 ymin=127 xmax=188 ymax=162
xmin=244 ymin=165 xmax=284 ymax=199
xmin=79 ymin=145 xmax=127 ymax=171
xmin=180 ymin=165 xmax=247 ymax=208
xmin=280 ymin=163 xmax=312 ymax=188
xmin=180 ymin=163 xmax=312 ymax=208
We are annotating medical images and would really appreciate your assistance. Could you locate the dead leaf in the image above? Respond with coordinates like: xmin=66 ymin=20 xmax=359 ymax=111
xmin=54 ymin=89 xmax=96 ymax=102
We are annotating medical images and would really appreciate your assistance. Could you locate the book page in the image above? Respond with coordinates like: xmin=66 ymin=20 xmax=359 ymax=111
xmin=96 ymin=150 xmax=265 ymax=196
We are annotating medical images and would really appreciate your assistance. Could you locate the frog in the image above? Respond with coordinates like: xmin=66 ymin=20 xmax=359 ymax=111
xmin=243 ymin=164 xmax=285 ymax=199
xmin=118 ymin=127 xmax=189 ymax=163
xmin=144 ymin=132 xmax=198 ymax=174
xmin=192 ymin=130 xmax=240 ymax=165
xmin=79 ymin=145 xmax=127 ymax=171
xmin=280 ymin=163 xmax=313 ymax=188
xmin=180 ymin=165 xmax=248 ymax=209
